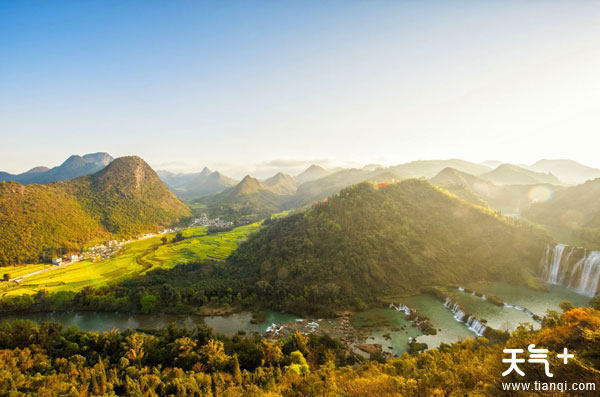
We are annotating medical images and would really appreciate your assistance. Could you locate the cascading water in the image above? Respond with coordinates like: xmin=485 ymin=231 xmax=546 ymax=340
xmin=442 ymin=297 xmax=488 ymax=336
xmin=543 ymin=244 xmax=567 ymax=284
xmin=466 ymin=316 xmax=486 ymax=337
xmin=542 ymin=243 xmax=600 ymax=297
xmin=573 ymin=251 xmax=600 ymax=296
xmin=444 ymin=297 xmax=466 ymax=322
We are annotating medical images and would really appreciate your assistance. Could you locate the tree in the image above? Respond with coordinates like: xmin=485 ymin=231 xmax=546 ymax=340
xmin=559 ymin=300 xmax=574 ymax=312
xmin=3 ymin=274 xmax=9 ymax=282
xmin=140 ymin=294 xmax=158 ymax=314
xmin=284 ymin=350 xmax=310 ymax=375
xmin=161 ymin=236 xmax=168 ymax=245
xmin=199 ymin=339 xmax=230 ymax=372
xmin=173 ymin=232 xmax=184 ymax=243
xmin=232 ymin=354 xmax=242 ymax=384
xmin=124 ymin=334 xmax=145 ymax=369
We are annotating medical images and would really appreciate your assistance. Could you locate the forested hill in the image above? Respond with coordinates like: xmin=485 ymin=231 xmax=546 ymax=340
xmin=230 ymin=179 xmax=548 ymax=312
xmin=0 ymin=156 xmax=191 ymax=264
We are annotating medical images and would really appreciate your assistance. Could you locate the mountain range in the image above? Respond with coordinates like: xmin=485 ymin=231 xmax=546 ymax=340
xmin=0 ymin=152 xmax=113 ymax=185
xmin=0 ymin=156 xmax=190 ymax=264
xmin=158 ymin=167 xmax=237 ymax=199
xmin=479 ymin=163 xmax=560 ymax=185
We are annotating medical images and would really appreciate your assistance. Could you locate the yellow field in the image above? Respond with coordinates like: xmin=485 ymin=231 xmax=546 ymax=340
xmin=0 ymin=222 xmax=261 ymax=297
xmin=0 ymin=264 xmax=49 ymax=279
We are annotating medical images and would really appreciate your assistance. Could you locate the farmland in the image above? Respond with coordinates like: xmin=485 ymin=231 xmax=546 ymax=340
xmin=0 ymin=222 xmax=261 ymax=297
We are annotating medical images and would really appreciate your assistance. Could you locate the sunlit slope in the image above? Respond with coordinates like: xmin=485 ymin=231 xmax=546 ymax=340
xmin=231 ymin=179 xmax=548 ymax=310
xmin=523 ymin=177 xmax=600 ymax=245
xmin=0 ymin=223 xmax=260 ymax=296
xmin=0 ymin=156 xmax=191 ymax=264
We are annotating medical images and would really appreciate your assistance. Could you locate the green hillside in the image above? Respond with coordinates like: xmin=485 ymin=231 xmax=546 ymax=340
xmin=263 ymin=172 xmax=297 ymax=195
xmin=230 ymin=179 xmax=548 ymax=313
xmin=197 ymin=175 xmax=288 ymax=222
xmin=0 ymin=156 xmax=191 ymax=264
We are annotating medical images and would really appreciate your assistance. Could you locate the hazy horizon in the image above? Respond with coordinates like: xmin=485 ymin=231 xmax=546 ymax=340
xmin=2 ymin=152 xmax=599 ymax=180
xmin=2 ymin=1 xmax=600 ymax=174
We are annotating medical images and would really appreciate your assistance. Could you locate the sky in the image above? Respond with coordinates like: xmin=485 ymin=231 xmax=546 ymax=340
xmin=1 ymin=1 xmax=600 ymax=177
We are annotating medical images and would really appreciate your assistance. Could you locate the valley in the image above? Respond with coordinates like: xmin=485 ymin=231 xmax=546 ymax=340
xmin=1 ymin=153 xmax=600 ymax=395
xmin=0 ymin=222 xmax=261 ymax=297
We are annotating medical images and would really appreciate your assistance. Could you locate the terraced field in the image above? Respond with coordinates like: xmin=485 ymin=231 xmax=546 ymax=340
xmin=1 ymin=264 xmax=49 ymax=280
xmin=0 ymin=222 xmax=261 ymax=296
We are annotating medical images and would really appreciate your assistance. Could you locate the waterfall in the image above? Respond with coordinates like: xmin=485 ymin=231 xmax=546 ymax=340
xmin=542 ymin=243 xmax=600 ymax=297
xmin=544 ymin=244 xmax=567 ymax=284
xmin=390 ymin=303 xmax=412 ymax=316
xmin=573 ymin=251 xmax=600 ymax=296
xmin=503 ymin=303 xmax=541 ymax=322
xmin=442 ymin=297 xmax=488 ymax=336
xmin=466 ymin=316 xmax=486 ymax=337
xmin=444 ymin=297 xmax=466 ymax=322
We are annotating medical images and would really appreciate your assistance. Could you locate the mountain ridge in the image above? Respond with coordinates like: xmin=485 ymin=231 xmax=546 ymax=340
xmin=0 ymin=152 xmax=114 ymax=185
xmin=0 ymin=156 xmax=190 ymax=264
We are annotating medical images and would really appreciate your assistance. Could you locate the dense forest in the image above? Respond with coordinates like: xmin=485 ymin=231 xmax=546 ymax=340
xmin=0 ymin=304 xmax=598 ymax=395
xmin=230 ymin=180 xmax=549 ymax=314
xmin=0 ymin=157 xmax=191 ymax=264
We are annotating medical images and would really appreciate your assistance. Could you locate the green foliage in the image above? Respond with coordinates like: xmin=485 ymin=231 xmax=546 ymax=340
xmin=231 ymin=180 xmax=548 ymax=314
xmin=197 ymin=176 xmax=288 ymax=222
xmin=0 ymin=156 xmax=191 ymax=264
xmin=140 ymin=293 xmax=158 ymax=313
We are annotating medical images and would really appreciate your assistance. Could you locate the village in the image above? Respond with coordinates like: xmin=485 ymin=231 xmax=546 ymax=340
xmin=7 ymin=214 xmax=234 ymax=284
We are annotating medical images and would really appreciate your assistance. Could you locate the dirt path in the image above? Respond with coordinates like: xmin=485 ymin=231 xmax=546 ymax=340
xmin=10 ymin=261 xmax=75 ymax=284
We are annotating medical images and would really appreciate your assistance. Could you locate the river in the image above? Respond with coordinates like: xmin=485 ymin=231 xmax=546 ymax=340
xmin=0 ymin=282 xmax=592 ymax=356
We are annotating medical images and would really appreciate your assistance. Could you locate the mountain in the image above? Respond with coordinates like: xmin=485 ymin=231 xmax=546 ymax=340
xmin=523 ymin=177 xmax=600 ymax=234
xmin=529 ymin=159 xmax=600 ymax=185
xmin=0 ymin=156 xmax=191 ymax=264
xmin=430 ymin=167 xmax=563 ymax=215
xmin=25 ymin=166 xmax=50 ymax=174
xmin=294 ymin=164 xmax=330 ymax=184
xmin=230 ymin=179 xmax=547 ymax=313
xmin=480 ymin=164 xmax=561 ymax=185
xmin=0 ymin=152 xmax=113 ymax=185
xmin=158 ymin=167 xmax=237 ymax=200
xmin=389 ymin=159 xmax=491 ymax=179
xmin=480 ymin=160 xmax=502 ymax=169
xmin=289 ymin=168 xmax=403 ymax=208
xmin=263 ymin=172 xmax=297 ymax=195
xmin=197 ymin=175 xmax=286 ymax=221
xmin=429 ymin=168 xmax=493 ymax=208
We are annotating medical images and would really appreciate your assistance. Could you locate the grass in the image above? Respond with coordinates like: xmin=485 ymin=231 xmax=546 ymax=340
xmin=0 ymin=222 xmax=262 ymax=296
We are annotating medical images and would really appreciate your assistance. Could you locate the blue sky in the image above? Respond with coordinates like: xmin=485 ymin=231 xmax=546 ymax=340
xmin=1 ymin=1 xmax=600 ymax=177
